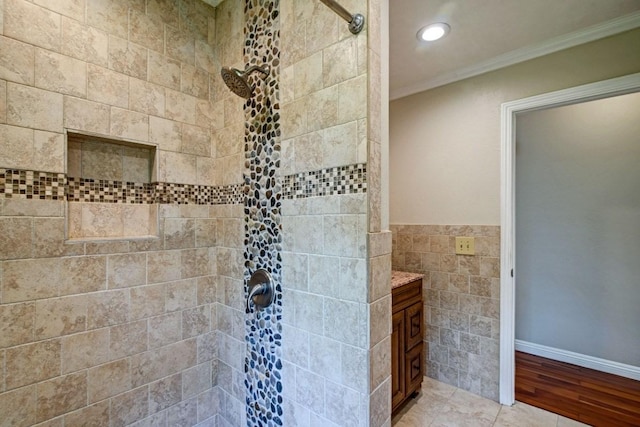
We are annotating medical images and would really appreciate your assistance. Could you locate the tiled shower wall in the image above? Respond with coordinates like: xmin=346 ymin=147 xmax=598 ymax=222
xmin=0 ymin=0 xmax=247 ymax=425
xmin=279 ymin=0 xmax=391 ymax=425
xmin=391 ymin=225 xmax=501 ymax=401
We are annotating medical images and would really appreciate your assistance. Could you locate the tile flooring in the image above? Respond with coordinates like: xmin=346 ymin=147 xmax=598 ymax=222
xmin=391 ymin=377 xmax=590 ymax=427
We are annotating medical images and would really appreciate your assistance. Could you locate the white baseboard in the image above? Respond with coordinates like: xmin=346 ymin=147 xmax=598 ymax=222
xmin=515 ymin=340 xmax=640 ymax=381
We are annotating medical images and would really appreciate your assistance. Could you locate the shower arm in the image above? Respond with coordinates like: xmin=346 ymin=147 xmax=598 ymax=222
xmin=319 ymin=0 xmax=365 ymax=34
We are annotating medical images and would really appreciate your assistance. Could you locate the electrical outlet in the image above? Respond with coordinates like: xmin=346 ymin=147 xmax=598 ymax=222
xmin=455 ymin=237 xmax=475 ymax=255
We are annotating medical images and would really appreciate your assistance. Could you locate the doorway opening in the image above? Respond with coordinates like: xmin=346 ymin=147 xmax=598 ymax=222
xmin=499 ymin=73 xmax=640 ymax=413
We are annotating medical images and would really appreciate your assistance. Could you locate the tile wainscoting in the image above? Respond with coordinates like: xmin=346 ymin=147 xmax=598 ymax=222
xmin=391 ymin=224 xmax=501 ymax=401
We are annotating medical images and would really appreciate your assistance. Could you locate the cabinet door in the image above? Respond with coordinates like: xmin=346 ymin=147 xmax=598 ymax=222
xmin=405 ymin=343 xmax=424 ymax=396
xmin=391 ymin=310 xmax=406 ymax=410
xmin=405 ymin=302 xmax=423 ymax=350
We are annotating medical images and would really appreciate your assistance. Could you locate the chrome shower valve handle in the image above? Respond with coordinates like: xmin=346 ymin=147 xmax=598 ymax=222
xmin=247 ymin=269 xmax=275 ymax=312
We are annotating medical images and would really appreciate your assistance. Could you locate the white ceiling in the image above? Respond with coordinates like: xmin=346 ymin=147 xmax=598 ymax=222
xmin=390 ymin=0 xmax=640 ymax=99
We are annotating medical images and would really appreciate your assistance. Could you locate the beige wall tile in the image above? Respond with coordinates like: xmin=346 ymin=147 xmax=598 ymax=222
xmin=305 ymin=2 xmax=340 ymax=54
xmin=195 ymin=39 xmax=217 ymax=74
xmin=196 ymin=99 xmax=224 ymax=130
xmin=149 ymin=311 xmax=182 ymax=349
xmin=164 ymin=218 xmax=195 ymax=249
xmin=59 ymin=255 xmax=107 ymax=296
xmin=2 ymin=257 xmax=61 ymax=302
xmin=109 ymin=319 xmax=148 ymax=359
xmin=87 ymin=358 xmax=131 ymax=403
xmin=82 ymin=140 xmax=123 ymax=181
xmin=35 ymin=49 xmax=86 ymax=97
xmin=122 ymin=145 xmax=153 ymax=182
xmin=0 ymin=301 xmax=35 ymax=347
xmin=166 ymin=396 xmax=198 ymax=425
xmin=108 ymin=36 xmax=147 ymax=80
xmin=181 ymin=64 xmax=209 ymax=99
xmin=182 ymin=305 xmax=211 ymax=338
xmin=149 ymin=116 xmax=182 ymax=152
xmin=293 ymin=52 xmax=323 ymax=99
xmin=123 ymin=205 xmax=156 ymax=237
xmin=84 ymin=240 xmax=129 ymax=255
xmin=6 ymin=339 xmax=61 ymax=389
xmin=61 ymin=328 xmax=109 ymax=373
xmin=61 ymin=17 xmax=109 ymax=67
xmin=0 ymin=124 xmax=33 ymax=169
xmin=63 ymin=96 xmax=110 ymax=134
xmin=80 ymin=203 xmax=124 ymax=238
xmin=166 ymin=26 xmax=195 ymax=65
xmin=181 ymin=0 xmax=211 ymax=39
xmin=220 ymin=153 xmax=244 ymax=186
xmin=147 ymin=0 xmax=179 ymax=26
xmin=33 ymin=131 xmax=65 ymax=173
xmin=110 ymin=107 xmax=149 ymax=142
xmin=149 ymin=372 xmax=182 ymax=413
xmin=5 ymin=0 xmax=61 ymax=52
xmin=0 ymin=384 xmax=37 ymax=426
xmin=338 ymin=75 xmax=367 ymax=124
xmin=148 ymin=51 xmax=181 ymax=90
xmin=182 ymin=123 xmax=211 ymax=157
xmin=109 ymin=385 xmax=149 ymax=427
xmin=195 ymin=218 xmax=217 ymax=248
xmin=323 ymin=38 xmax=358 ymax=88
xmin=129 ymin=284 xmax=164 ymax=321
xmin=196 ymin=157 xmax=222 ymax=185
xmin=130 ymin=338 xmax=197 ymax=387
xmin=64 ymin=400 xmax=110 ymax=426
xmin=308 ymin=85 xmax=339 ymax=132
xmin=213 ymin=121 xmax=243 ymax=158
xmin=130 ymin=78 xmax=165 ymax=116
xmin=129 ymin=8 xmax=164 ymax=53
xmin=7 ymin=83 xmax=63 ymax=132
xmin=166 ymin=279 xmax=197 ymax=312
xmin=108 ymin=252 xmax=147 ymax=289
xmin=0 ymin=216 xmax=32 ymax=260
xmin=0 ymin=79 xmax=6 ymax=123
xmin=34 ymin=0 xmax=84 ymax=21
xmin=35 ymin=295 xmax=87 ymax=340
xmin=369 ymin=295 xmax=390 ymax=347
xmin=182 ymin=362 xmax=211 ymax=399
xmin=480 ymin=257 xmax=500 ymax=278
xmin=2 ymin=199 xmax=64 ymax=217
xmin=166 ymin=89 xmax=197 ymax=124
xmin=86 ymin=0 xmax=128 ymax=39
xmin=0 ymin=36 xmax=35 ymax=85
xmin=147 ymin=250 xmax=182 ymax=284
xmin=323 ymin=121 xmax=358 ymax=168
xmin=160 ymin=150 xmax=198 ymax=184
xmin=87 ymin=289 xmax=129 ymax=329
xmin=87 ymin=64 xmax=129 ymax=108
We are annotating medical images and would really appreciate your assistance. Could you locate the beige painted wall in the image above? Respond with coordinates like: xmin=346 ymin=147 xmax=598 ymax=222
xmin=389 ymin=28 xmax=640 ymax=225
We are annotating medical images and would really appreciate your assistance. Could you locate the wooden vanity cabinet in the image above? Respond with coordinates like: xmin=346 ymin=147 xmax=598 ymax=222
xmin=391 ymin=277 xmax=424 ymax=414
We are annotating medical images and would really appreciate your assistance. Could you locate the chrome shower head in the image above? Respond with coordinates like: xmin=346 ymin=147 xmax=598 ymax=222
xmin=220 ymin=65 xmax=270 ymax=99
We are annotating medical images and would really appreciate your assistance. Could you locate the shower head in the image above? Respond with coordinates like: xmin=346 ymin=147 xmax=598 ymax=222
xmin=220 ymin=64 xmax=270 ymax=99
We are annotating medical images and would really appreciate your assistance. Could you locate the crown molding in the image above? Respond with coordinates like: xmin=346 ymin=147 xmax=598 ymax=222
xmin=390 ymin=11 xmax=640 ymax=101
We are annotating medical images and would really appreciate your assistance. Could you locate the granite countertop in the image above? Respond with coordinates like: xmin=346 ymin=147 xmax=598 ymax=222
xmin=391 ymin=270 xmax=424 ymax=289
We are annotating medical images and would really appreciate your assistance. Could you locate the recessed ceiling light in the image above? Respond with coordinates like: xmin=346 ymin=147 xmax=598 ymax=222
xmin=416 ymin=22 xmax=450 ymax=42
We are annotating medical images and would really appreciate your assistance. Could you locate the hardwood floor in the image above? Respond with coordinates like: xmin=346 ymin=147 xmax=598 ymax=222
xmin=515 ymin=351 xmax=640 ymax=426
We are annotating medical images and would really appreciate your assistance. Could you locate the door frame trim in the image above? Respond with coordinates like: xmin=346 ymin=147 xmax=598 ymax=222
xmin=499 ymin=72 xmax=640 ymax=405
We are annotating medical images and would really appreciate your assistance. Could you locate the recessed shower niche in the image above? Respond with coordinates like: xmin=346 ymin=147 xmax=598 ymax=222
xmin=66 ymin=133 xmax=158 ymax=240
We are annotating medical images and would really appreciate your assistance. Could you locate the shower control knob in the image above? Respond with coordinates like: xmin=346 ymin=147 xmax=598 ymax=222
xmin=247 ymin=269 xmax=275 ymax=312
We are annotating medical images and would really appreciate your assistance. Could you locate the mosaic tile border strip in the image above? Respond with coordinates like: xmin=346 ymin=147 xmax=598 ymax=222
xmin=1 ymin=165 xmax=367 ymax=205
xmin=66 ymin=177 xmax=155 ymax=203
xmin=282 ymin=163 xmax=367 ymax=199
xmin=1 ymin=169 xmax=244 ymax=205
xmin=0 ymin=169 xmax=66 ymax=200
